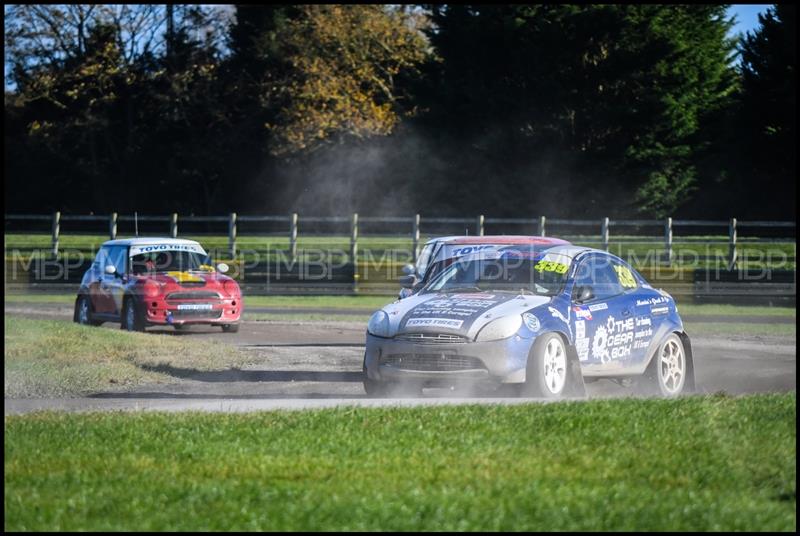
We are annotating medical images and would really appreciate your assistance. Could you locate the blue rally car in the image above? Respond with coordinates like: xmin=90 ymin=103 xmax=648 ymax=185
xmin=363 ymin=243 xmax=694 ymax=398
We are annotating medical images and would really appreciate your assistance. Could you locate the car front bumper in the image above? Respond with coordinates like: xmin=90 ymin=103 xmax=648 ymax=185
xmin=142 ymin=296 xmax=242 ymax=325
xmin=364 ymin=332 xmax=535 ymax=385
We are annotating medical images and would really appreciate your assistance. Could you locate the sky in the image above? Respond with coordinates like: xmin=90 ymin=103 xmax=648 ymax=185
xmin=728 ymin=4 xmax=772 ymax=37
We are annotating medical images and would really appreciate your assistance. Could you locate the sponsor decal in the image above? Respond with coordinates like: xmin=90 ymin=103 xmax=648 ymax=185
xmin=548 ymin=306 xmax=568 ymax=323
xmin=634 ymin=327 xmax=653 ymax=339
xmin=534 ymin=260 xmax=569 ymax=274
xmin=573 ymin=306 xmax=592 ymax=320
xmin=651 ymin=306 xmax=669 ymax=316
xmin=450 ymin=245 xmax=497 ymax=257
xmin=635 ymin=296 xmax=668 ymax=307
xmin=613 ymin=265 xmax=637 ymax=288
xmin=522 ymin=313 xmax=540 ymax=332
xmin=401 ymin=293 xmax=517 ymax=332
xmin=588 ymin=302 xmax=608 ymax=312
xmin=591 ymin=314 xmax=636 ymax=363
xmin=575 ymin=319 xmax=589 ymax=361
xmin=635 ymin=316 xmax=652 ymax=327
xmin=129 ymin=243 xmax=206 ymax=256
xmin=406 ymin=318 xmax=465 ymax=329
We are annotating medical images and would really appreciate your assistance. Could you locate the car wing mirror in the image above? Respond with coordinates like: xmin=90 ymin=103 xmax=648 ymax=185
xmin=104 ymin=264 xmax=117 ymax=276
xmin=401 ymin=263 xmax=416 ymax=276
xmin=574 ymin=285 xmax=595 ymax=303
xmin=399 ymin=275 xmax=417 ymax=289
xmin=216 ymin=262 xmax=229 ymax=274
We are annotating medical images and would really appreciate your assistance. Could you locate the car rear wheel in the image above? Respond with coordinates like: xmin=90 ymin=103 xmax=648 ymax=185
xmin=121 ymin=297 xmax=146 ymax=332
xmin=518 ymin=333 xmax=568 ymax=398
xmin=639 ymin=333 xmax=687 ymax=397
xmin=221 ymin=323 xmax=240 ymax=333
xmin=74 ymin=295 xmax=102 ymax=326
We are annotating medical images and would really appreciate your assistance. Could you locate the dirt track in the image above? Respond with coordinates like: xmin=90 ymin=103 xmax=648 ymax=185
xmin=4 ymin=303 xmax=796 ymax=414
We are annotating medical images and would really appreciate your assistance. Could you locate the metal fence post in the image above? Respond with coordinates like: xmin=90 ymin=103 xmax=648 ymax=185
xmin=601 ymin=217 xmax=610 ymax=252
xmin=477 ymin=214 xmax=484 ymax=236
xmin=664 ymin=217 xmax=673 ymax=266
xmin=412 ymin=214 xmax=420 ymax=263
xmin=228 ymin=212 xmax=237 ymax=259
xmin=51 ymin=211 xmax=60 ymax=258
xmin=728 ymin=217 xmax=737 ymax=269
xmin=109 ymin=212 xmax=118 ymax=240
xmin=289 ymin=212 xmax=298 ymax=262
xmin=170 ymin=213 xmax=178 ymax=238
xmin=539 ymin=216 xmax=546 ymax=237
xmin=351 ymin=213 xmax=359 ymax=292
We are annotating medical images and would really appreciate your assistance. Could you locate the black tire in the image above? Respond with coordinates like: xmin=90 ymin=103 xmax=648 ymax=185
xmin=637 ymin=333 xmax=687 ymax=397
xmin=174 ymin=324 xmax=189 ymax=331
xmin=517 ymin=333 xmax=570 ymax=399
xmin=74 ymin=295 xmax=102 ymax=326
xmin=221 ymin=323 xmax=240 ymax=333
xmin=121 ymin=297 xmax=146 ymax=332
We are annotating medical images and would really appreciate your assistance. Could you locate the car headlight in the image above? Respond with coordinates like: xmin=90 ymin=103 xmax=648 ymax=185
xmin=143 ymin=280 xmax=162 ymax=297
xmin=367 ymin=310 xmax=391 ymax=338
xmin=475 ymin=315 xmax=522 ymax=342
xmin=223 ymin=279 xmax=240 ymax=297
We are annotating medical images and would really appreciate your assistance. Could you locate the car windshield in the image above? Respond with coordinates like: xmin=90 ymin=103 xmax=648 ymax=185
xmin=423 ymin=252 xmax=572 ymax=296
xmin=131 ymin=250 xmax=213 ymax=275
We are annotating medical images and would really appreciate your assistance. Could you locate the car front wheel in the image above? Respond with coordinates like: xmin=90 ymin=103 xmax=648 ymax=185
xmin=221 ymin=323 xmax=239 ymax=333
xmin=121 ymin=297 xmax=146 ymax=332
xmin=518 ymin=333 xmax=569 ymax=398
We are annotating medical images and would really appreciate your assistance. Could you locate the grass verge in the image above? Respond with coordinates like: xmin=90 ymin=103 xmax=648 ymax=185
xmin=683 ymin=321 xmax=796 ymax=338
xmin=4 ymin=393 xmax=796 ymax=531
xmin=4 ymin=317 xmax=251 ymax=398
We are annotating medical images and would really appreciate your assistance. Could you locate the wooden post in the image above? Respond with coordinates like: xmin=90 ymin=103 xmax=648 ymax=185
xmin=477 ymin=214 xmax=484 ymax=236
xmin=539 ymin=216 xmax=546 ymax=237
xmin=51 ymin=211 xmax=60 ymax=258
xmin=728 ymin=217 xmax=737 ymax=269
xmin=412 ymin=213 xmax=420 ymax=263
xmin=664 ymin=217 xmax=673 ymax=265
xmin=601 ymin=217 xmax=610 ymax=252
xmin=289 ymin=212 xmax=298 ymax=262
xmin=351 ymin=213 xmax=359 ymax=292
xmin=170 ymin=213 xmax=178 ymax=238
xmin=228 ymin=212 xmax=237 ymax=259
xmin=109 ymin=212 xmax=118 ymax=240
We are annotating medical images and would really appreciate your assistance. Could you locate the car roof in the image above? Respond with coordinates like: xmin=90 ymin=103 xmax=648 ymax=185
xmin=101 ymin=237 xmax=202 ymax=247
xmin=440 ymin=235 xmax=571 ymax=246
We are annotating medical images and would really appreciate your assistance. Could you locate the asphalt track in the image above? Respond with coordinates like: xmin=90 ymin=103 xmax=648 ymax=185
xmin=4 ymin=302 xmax=796 ymax=414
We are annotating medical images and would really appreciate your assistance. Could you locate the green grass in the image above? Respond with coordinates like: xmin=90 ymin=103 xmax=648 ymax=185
xmin=4 ymin=394 xmax=796 ymax=531
xmin=683 ymin=321 xmax=796 ymax=338
xmin=4 ymin=317 xmax=252 ymax=398
xmin=678 ymin=303 xmax=796 ymax=317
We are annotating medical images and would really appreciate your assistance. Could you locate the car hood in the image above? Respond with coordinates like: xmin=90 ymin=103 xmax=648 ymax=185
xmin=381 ymin=291 xmax=551 ymax=340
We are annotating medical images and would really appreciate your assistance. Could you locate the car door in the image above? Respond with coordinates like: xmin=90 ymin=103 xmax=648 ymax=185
xmin=88 ymin=246 xmax=116 ymax=314
xmin=569 ymin=253 xmax=635 ymax=373
xmin=102 ymin=245 xmax=129 ymax=316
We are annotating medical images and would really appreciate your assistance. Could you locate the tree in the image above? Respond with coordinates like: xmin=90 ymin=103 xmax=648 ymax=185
xmin=738 ymin=4 xmax=796 ymax=218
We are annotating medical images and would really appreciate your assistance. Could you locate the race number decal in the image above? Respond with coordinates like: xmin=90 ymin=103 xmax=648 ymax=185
xmin=535 ymin=260 xmax=568 ymax=275
xmin=613 ymin=265 xmax=637 ymax=288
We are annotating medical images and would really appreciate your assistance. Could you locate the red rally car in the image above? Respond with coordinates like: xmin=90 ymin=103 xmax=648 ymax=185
xmin=73 ymin=237 xmax=242 ymax=332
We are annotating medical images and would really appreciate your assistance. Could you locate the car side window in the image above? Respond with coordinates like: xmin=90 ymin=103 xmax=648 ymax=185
xmin=107 ymin=246 xmax=128 ymax=275
xmin=93 ymin=247 xmax=110 ymax=270
xmin=572 ymin=254 xmax=624 ymax=301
